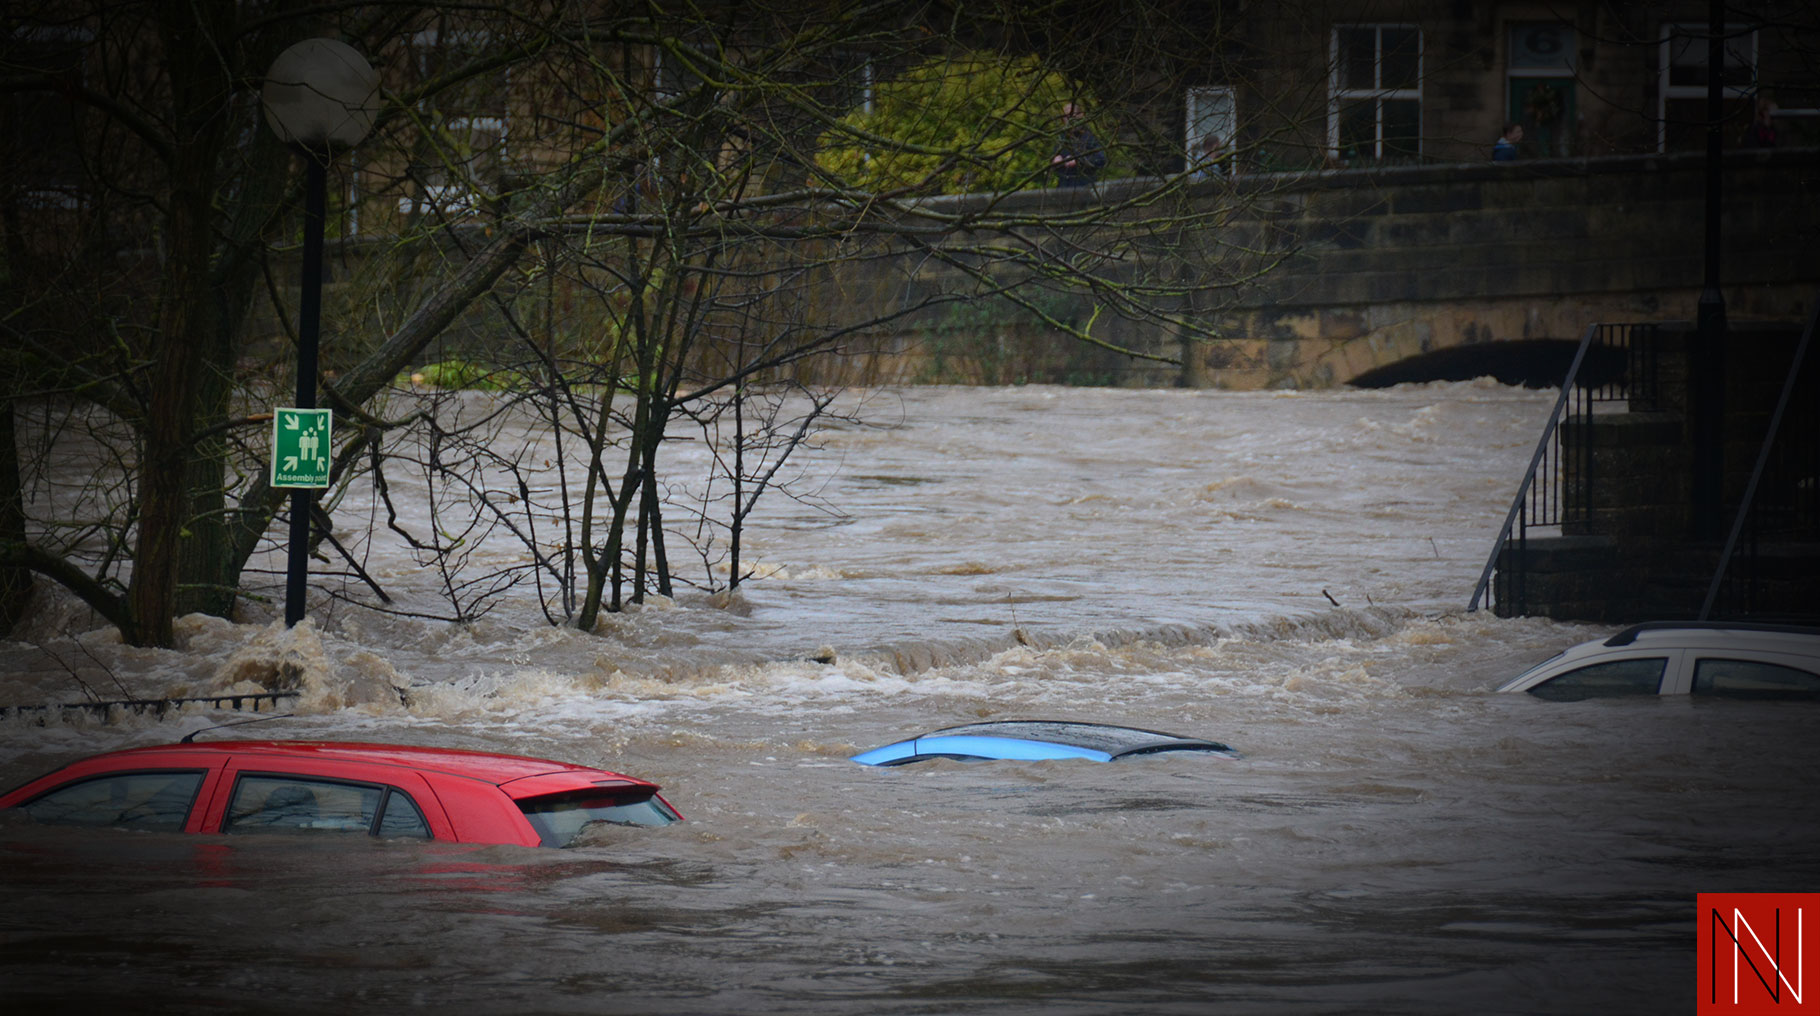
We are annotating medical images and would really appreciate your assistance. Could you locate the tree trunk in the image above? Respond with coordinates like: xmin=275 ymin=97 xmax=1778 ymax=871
xmin=174 ymin=355 xmax=236 ymax=619
xmin=0 ymin=400 xmax=31 ymax=635
xmin=177 ymin=105 xmax=295 ymax=620
xmin=640 ymin=418 xmax=672 ymax=598
xmin=127 ymin=0 xmax=231 ymax=647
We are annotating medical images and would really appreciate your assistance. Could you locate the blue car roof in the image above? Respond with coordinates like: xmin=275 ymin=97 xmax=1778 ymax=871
xmin=851 ymin=735 xmax=1111 ymax=766
xmin=850 ymin=720 xmax=1240 ymax=766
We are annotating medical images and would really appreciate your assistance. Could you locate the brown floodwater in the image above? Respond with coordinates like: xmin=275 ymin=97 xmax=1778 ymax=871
xmin=3 ymin=383 xmax=1815 ymax=1014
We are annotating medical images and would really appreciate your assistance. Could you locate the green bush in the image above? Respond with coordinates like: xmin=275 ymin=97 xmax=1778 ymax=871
xmin=412 ymin=359 xmax=515 ymax=391
xmin=816 ymin=53 xmax=1117 ymax=195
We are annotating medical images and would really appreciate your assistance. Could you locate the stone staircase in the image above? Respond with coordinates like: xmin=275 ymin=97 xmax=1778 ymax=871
xmin=1488 ymin=320 xmax=1818 ymax=623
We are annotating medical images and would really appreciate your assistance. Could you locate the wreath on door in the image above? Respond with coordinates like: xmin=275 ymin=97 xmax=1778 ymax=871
xmin=1524 ymin=83 xmax=1564 ymax=125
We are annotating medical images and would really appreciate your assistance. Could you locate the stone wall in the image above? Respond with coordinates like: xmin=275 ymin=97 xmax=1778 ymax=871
xmin=810 ymin=146 xmax=1819 ymax=390
xmin=293 ymin=147 xmax=1819 ymax=392
xmin=1202 ymin=147 xmax=1817 ymax=389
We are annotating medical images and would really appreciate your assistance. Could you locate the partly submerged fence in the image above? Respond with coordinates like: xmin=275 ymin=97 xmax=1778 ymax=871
xmin=0 ymin=691 xmax=298 ymax=723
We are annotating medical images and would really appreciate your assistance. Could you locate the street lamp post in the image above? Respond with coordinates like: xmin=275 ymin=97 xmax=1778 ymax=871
xmin=1692 ymin=1 xmax=1728 ymax=542
xmin=261 ymin=39 xmax=378 ymax=627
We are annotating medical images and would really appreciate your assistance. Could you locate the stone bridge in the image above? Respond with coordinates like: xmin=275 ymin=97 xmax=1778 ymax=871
xmin=818 ymin=146 xmax=1819 ymax=389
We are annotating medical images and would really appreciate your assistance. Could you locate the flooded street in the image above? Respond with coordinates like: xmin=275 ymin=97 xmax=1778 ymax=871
xmin=4 ymin=383 xmax=1817 ymax=1013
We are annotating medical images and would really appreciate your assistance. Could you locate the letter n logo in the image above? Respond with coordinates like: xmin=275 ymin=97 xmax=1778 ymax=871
xmin=1700 ymin=893 xmax=1820 ymax=1013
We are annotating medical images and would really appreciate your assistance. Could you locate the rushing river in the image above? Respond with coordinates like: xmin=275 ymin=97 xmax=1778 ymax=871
xmin=3 ymin=383 xmax=1817 ymax=1014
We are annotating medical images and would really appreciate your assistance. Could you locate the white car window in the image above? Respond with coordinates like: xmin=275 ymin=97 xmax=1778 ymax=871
xmin=1530 ymin=657 xmax=1668 ymax=700
xmin=1692 ymin=657 xmax=1820 ymax=698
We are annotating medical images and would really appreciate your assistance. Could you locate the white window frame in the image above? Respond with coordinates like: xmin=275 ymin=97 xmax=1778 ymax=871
xmin=1657 ymin=23 xmax=1758 ymax=152
xmin=653 ymin=44 xmax=697 ymax=102
xmin=834 ymin=50 xmax=874 ymax=116
xmin=400 ymin=28 xmax=510 ymax=218
xmin=398 ymin=182 xmax=481 ymax=217
xmin=410 ymin=27 xmax=497 ymax=63
xmin=1184 ymin=86 xmax=1236 ymax=173
xmin=1327 ymin=24 xmax=1424 ymax=161
xmin=10 ymin=24 xmax=95 ymax=43
xmin=1507 ymin=21 xmax=1577 ymax=78
xmin=347 ymin=153 xmax=361 ymax=237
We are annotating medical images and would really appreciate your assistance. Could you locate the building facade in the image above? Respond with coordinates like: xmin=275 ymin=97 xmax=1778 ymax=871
xmin=1174 ymin=2 xmax=1816 ymax=173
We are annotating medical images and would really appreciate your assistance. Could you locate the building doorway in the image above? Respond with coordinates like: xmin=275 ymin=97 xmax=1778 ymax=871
xmin=1507 ymin=23 xmax=1576 ymax=158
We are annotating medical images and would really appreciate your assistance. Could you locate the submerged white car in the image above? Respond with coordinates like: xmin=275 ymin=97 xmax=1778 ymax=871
xmin=1497 ymin=622 xmax=1820 ymax=701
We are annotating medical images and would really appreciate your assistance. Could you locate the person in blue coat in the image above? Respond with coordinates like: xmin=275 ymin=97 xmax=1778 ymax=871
xmin=1493 ymin=122 xmax=1522 ymax=162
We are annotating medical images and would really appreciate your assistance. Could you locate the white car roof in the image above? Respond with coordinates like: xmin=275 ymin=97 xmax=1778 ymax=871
xmin=1500 ymin=622 xmax=1820 ymax=694
xmin=1598 ymin=622 xmax=1820 ymax=653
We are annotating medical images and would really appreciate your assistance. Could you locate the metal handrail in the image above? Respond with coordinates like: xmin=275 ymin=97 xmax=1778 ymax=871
xmin=1469 ymin=313 xmax=1813 ymax=620
xmin=1467 ymin=323 xmax=1598 ymax=612
xmin=1467 ymin=322 xmax=1657 ymax=613
xmin=1700 ymin=296 xmax=1820 ymax=618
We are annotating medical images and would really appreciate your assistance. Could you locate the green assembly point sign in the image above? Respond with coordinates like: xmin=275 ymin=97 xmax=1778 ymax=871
xmin=271 ymin=408 xmax=332 ymax=488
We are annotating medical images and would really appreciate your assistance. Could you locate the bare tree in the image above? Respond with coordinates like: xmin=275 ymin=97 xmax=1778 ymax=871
xmin=2 ymin=0 xmax=1293 ymax=644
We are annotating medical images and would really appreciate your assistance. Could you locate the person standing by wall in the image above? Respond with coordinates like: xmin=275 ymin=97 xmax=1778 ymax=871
xmin=1052 ymin=102 xmax=1108 ymax=187
xmin=1493 ymin=122 xmax=1522 ymax=161
xmin=1741 ymin=98 xmax=1778 ymax=148
xmin=1192 ymin=133 xmax=1227 ymax=180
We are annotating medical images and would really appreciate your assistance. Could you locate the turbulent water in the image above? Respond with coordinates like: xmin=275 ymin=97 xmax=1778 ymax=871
xmin=3 ymin=383 xmax=1817 ymax=1015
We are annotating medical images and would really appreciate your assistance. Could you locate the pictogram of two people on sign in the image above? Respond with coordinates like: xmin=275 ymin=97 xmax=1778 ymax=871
xmin=298 ymin=427 xmax=321 ymax=462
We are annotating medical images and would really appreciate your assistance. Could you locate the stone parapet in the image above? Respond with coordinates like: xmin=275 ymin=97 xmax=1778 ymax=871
xmin=806 ymin=146 xmax=1817 ymax=389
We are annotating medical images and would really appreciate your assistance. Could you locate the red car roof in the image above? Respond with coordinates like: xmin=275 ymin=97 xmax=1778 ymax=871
xmin=76 ymin=740 xmax=658 ymax=791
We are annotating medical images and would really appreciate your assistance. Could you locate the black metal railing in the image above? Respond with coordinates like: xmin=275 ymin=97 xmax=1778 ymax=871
xmin=1702 ymin=300 xmax=1820 ymax=620
xmin=0 ymin=691 xmax=298 ymax=722
xmin=1468 ymin=322 xmax=1661 ymax=614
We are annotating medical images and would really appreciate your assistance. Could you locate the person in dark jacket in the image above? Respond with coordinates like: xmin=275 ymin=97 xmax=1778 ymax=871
xmin=1052 ymin=102 xmax=1108 ymax=187
xmin=1741 ymin=98 xmax=1778 ymax=148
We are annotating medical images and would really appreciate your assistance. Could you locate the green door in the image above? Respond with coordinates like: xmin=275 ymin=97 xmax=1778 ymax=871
xmin=1507 ymin=77 xmax=1575 ymax=158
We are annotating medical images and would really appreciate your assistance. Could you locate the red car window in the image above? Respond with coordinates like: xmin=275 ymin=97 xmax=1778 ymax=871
xmin=199 ymin=756 xmax=455 ymax=840
xmin=222 ymin=774 xmax=434 ymax=839
xmin=224 ymin=775 xmax=381 ymax=834
xmin=516 ymin=789 xmax=682 ymax=847
xmin=17 ymin=770 xmax=206 ymax=832
xmin=376 ymin=789 xmax=432 ymax=839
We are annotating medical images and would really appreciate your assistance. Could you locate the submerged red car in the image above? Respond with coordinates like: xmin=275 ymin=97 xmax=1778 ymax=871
xmin=0 ymin=740 xmax=680 ymax=848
